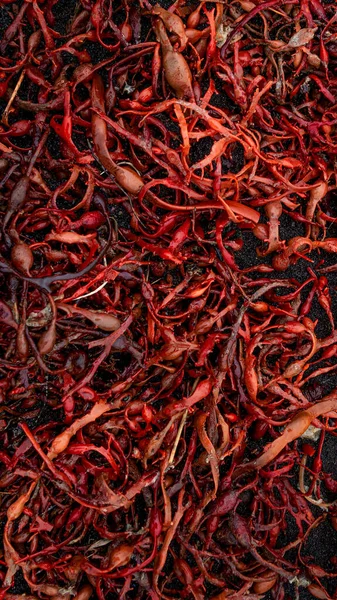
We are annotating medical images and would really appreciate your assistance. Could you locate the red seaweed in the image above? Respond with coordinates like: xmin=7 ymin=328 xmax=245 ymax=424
xmin=0 ymin=0 xmax=337 ymax=599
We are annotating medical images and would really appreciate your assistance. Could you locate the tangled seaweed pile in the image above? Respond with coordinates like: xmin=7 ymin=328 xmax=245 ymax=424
xmin=0 ymin=0 xmax=337 ymax=598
